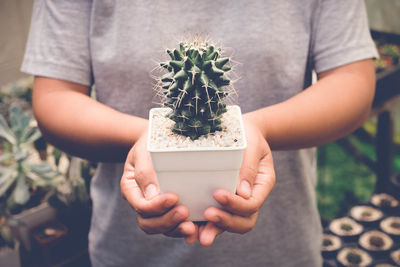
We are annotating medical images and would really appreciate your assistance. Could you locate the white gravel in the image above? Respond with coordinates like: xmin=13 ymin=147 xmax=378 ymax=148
xmin=148 ymin=105 xmax=245 ymax=150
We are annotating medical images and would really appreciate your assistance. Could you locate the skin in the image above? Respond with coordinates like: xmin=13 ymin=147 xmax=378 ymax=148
xmin=33 ymin=58 xmax=375 ymax=246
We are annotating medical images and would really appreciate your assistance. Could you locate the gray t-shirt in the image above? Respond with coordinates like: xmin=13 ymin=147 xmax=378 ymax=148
xmin=22 ymin=1 xmax=378 ymax=266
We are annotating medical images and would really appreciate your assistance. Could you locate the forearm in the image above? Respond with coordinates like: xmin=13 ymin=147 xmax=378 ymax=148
xmin=245 ymin=59 xmax=375 ymax=150
xmin=33 ymin=77 xmax=148 ymax=162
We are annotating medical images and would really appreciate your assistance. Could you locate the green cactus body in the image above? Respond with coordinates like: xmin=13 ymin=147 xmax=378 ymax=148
xmin=159 ymin=41 xmax=231 ymax=140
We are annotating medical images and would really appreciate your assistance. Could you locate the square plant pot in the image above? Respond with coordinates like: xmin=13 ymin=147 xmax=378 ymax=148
xmin=147 ymin=105 xmax=247 ymax=221
xmin=10 ymin=202 xmax=57 ymax=252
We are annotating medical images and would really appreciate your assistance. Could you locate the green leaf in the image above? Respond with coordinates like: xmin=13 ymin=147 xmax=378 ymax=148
xmin=14 ymin=175 xmax=29 ymax=205
xmin=28 ymin=162 xmax=59 ymax=180
xmin=9 ymin=105 xmax=28 ymax=132
xmin=0 ymin=114 xmax=16 ymax=144
xmin=14 ymin=150 xmax=28 ymax=161
xmin=0 ymin=153 xmax=13 ymax=163
xmin=22 ymin=127 xmax=41 ymax=145
xmin=0 ymin=226 xmax=14 ymax=247
xmin=0 ymin=166 xmax=17 ymax=196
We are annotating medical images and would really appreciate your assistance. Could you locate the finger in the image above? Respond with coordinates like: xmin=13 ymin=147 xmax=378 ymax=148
xmin=204 ymin=206 xmax=258 ymax=234
xmin=213 ymin=153 xmax=275 ymax=216
xmin=237 ymin=132 xmax=266 ymax=199
xmin=137 ymin=205 xmax=189 ymax=234
xmin=198 ymin=221 xmax=224 ymax=247
xmin=212 ymin=189 xmax=258 ymax=217
xmin=121 ymin=175 xmax=178 ymax=217
xmin=249 ymin=152 xmax=275 ymax=207
xmin=129 ymin=141 xmax=161 ymax=200
xmin=185 ymin=223 xmax=199 ymax=244
xmin=164 ymin=221 xmax=197 ymax=244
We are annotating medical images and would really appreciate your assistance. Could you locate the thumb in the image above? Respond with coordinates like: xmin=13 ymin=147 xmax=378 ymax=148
xmin=237 ymin=144 xmax=260 ymax=199
xmin=125 ymin=137 xmax=159 ymax=200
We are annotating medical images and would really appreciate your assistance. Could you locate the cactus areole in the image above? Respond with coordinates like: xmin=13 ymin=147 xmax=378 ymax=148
xmin=159 ymin=41 xmax=232 ymax=140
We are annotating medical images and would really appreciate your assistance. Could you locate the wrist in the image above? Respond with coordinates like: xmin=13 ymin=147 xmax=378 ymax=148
xmin=243 ymin=110 xmax=269 ymax=141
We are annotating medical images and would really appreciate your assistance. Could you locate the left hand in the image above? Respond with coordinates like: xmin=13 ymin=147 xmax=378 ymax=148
xmin=197 ymin=115 xmax=276 ymax=246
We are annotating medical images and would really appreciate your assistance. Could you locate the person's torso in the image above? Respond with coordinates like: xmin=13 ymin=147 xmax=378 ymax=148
xmin=88 ymin=1 xmax=322 ymax=266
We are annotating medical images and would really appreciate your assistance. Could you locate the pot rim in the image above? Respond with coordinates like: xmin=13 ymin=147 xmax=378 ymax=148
xmin=147 ymin=105 xmax=247 ymax=152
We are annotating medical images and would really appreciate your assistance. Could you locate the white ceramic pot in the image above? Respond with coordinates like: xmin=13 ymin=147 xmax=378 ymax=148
xmin=147 ymin=105 xmax=247 ymax=221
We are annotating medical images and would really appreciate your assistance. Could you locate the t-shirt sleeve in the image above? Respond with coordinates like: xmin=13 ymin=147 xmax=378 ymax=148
xmin=21 ymin=0 xmax=92 ymax=86
xmin=311 ymin=0 xmax=379 ymax=73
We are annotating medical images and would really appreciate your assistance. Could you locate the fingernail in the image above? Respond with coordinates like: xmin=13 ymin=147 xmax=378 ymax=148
xmin=240 ymin=180 xmax=251 ymax=198
xmin=144 ymin=184 xmax=158 ymax=199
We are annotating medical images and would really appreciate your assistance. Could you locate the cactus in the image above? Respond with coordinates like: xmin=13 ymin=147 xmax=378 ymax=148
xmin=158 ymin=41 xmax=232 ymax=140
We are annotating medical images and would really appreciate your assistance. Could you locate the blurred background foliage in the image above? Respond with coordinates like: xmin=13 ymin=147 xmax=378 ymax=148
xmin=317 ymin=104 xmax=400 ymax=221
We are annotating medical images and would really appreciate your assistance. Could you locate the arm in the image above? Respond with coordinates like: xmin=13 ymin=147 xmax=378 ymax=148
xmin=245 ymin=59 xmax=375 ymax=150
xmin=199 ymin=59 xmax=375 ymax=244
xmin=122 ymin=59 xmax=376 ymax=246
xmin=34 ymin=76 xmax=196 ymax=242
xmin=32 ymin=77 xmax=148 ymax=162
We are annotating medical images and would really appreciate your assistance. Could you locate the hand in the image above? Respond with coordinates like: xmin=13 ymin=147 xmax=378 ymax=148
xmin=198 ymin=116 xmax=276 ymax=246
xmin=120 ymin=130 xmax=198 ymax=244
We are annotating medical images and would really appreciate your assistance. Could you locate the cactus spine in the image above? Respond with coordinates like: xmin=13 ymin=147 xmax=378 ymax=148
xmin=159 ymin=41 xmax=231 ymax=140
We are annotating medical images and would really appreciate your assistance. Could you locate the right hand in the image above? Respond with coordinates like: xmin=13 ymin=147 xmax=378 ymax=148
xmin=120 ymin=131 xmax=198 ymax=244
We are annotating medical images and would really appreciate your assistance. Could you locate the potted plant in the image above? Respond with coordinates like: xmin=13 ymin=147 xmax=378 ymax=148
xmin=349 ymin=205 xmax=383 ymax=227
xmin=336 ymin=248 xmax=372 ymax=267
xmin=48 ymin=155 xmax=92 ymax=239
xmin=0 ymin=105 xmax=63 ymax=251
xmin=329 ymin=217 xmax=363 ymax=242
xmin=321 ymin=233 xmax=342 ymax=258
xmin=380 ymin=216 xmax=400 ymax=241
xmin=0 ymin=217 xmax=21 ymax=267
xmin=31 ymin=220 xmax=68 ymax=265
xmin=390 ymin=249 xmax=400 ymax=266
xmin=370 ymin=193 xmax=399 ymax=213
xmin=147 ymin=40 xmax=246 ymax=221
xmin=358 ymin=230 xmax=393 ymax=259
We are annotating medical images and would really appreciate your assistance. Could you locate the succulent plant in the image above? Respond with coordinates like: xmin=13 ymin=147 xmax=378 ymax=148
xmin=158 ymin=40 xmax=232 ymax=140
xmin=0 ymin=105 xmax=62 ymax=210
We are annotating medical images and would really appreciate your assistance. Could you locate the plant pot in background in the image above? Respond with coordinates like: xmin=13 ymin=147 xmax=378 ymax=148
xmin=31 ymin=220 xmax=68 ymax=265
xmin=336 ymin=247 xmax=372 ymax=267
xmin=0 ymin=240 xmax=21 ymax=267
xmin=148 ymin=106 xmax=246 ymax=221
xmin=358 ymin=230 xmax=393 ymax=259
xmin=390 ymin=249 xmax=400 ymax=266
xmin=370 ymin=193 xmax=399 ymax=213
xmin=321 ymin=234 xmax=342 ymax=259
xmin=10 ymin=202 xmax=56 ymax=252
xmin=380 ymin=216 xmax=400 ymax=241
xmin=329 ymin=217 xmax=363 ymax=242
xmin=350 ymin=205 xmax=383 ymax=227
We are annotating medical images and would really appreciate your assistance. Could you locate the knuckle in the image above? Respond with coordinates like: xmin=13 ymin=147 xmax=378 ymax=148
xmin=134 ymin=205 xmax=146 ymax=216
xmin=240 ymin=165 xmax=258 ymax=180
xmin=137 ymin=217 xmax=157 ymax=235
xmin=238 ymin=226 xmax=253 ymax=235
xmin=134 ymin=167 xmax=154 ymax=183
xmin=247 ymin=204 xmax=259 ymax=215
